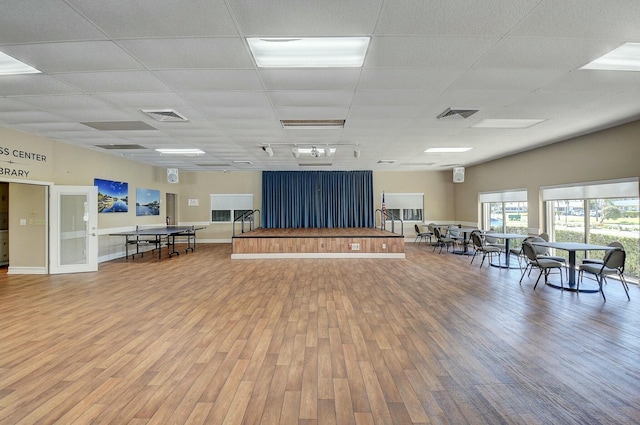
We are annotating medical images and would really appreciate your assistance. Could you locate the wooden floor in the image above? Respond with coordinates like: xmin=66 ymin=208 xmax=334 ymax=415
xmin=0 ymin=243 xmax=639 ymax=424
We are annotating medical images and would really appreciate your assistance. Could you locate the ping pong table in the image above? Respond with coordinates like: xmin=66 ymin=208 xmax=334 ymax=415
xmin=110 ymin=225 xmax=203 ymax=260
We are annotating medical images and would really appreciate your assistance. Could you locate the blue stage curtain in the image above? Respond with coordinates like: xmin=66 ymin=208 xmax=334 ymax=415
xmin=262 ymin=171 xmax=374 ymax=228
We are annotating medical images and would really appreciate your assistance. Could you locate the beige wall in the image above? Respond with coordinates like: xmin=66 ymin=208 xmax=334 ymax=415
xmin=453 ymin=120 xmax=640 ymax=232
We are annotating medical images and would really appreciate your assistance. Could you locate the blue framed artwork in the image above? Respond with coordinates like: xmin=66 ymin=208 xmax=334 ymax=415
xmin=95 ymin=178 xmax=128 ymax=213
xmin=136 ymin=188 xmax=160 ymax=216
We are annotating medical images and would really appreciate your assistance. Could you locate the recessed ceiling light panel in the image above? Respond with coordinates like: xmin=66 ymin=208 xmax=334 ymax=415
xmin=582 ymin=43 xmax=640 ymax=71
xmin=247 ymin=37 xmax=370 ymax=68
xmin=0 ymin=51 xmax=41 ymax=75
xmin=424 ymin=147 xmax=472 ymax=153
xmin=155 ymin=148 xmax=204 ymax=155
xmin=281 ymin=119 xmax=345 ymax=129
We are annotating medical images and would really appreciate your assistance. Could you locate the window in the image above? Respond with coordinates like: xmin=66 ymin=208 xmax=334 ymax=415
xmin=383 ymin=193 xmax=423 ymax=221
xmin=479 ymin=190 xmax=528 ymax=234
xmin=542 ymin=179 xmax=639 ymax=281
xmin=210 ymin=194 xmax=253 ymax=223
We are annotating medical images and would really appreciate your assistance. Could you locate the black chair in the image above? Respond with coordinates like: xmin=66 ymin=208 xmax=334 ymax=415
xmin=530 ymin=236 xmax=568 ymax=278
xmin=578 ymin=248 xmax=630 ymax=301
xmin=519 ymin=241 xmax=564 ymax=290
xmin=414 ymin=224 xmax=432 ymax=245
xmin=432 ymin=227 xmax=456 ymax=254
xmin=470 ymin=231 xmax=501 ymax=268
xmin=581 ymin=241 xmax=624 ymax=266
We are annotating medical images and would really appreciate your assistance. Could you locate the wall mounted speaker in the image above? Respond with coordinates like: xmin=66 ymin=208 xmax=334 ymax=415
xmin=167 ymin=168 xmax=179 ymax=184
xmin=453 ymin=167 xmax=465 ymax=183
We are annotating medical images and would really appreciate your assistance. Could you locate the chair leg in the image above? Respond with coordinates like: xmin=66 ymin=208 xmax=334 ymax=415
xmin=619 ymin=273 xmax=630 ymax=301
xmin=559 ymin=267 xmax=563 ymax=289
xmin=533 ymin=269 xmax=544 ymax=289
xmin=519 ymin=264 xmax=530 ymax=284
xmin=597 ymin=275 xmax=606 ymax=301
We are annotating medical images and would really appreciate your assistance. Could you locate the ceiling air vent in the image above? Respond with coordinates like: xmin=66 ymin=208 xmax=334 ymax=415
xmin=299 ymin=163 xmax=333 ymax=167
xmin=196 ymin=163 xmax=230 ymax=167
xmin=95 ymin=144 xmax=147 ymax=150
xmin=142 ymin=109 xmax=188 ymax=122
xmin=437 ymin=108 xmax=478 ymax=120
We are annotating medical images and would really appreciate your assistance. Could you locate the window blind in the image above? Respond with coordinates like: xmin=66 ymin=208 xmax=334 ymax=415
xmin=210 ymin=194 xmax=253 ymax=211
xmin=540 ymin=178 xmax=639 ymax=201
xmin=478 ymin=189 xmax=527 ymax=203
xmin=384 ymin=193 xmax=423 ymax=209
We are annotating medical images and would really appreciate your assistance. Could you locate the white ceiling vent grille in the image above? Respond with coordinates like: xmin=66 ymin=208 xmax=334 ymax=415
xmin=437 ymin=108 xmax=478 ymax=120
xmin=142 ymin=109 xmax=188 ymax=122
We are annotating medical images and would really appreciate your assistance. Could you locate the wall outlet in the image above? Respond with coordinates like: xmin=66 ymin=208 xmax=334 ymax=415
xmin=350 ymin=243 xmax=360 ymax=250
xmin=382 ymin=243 xmax=387 ymax=249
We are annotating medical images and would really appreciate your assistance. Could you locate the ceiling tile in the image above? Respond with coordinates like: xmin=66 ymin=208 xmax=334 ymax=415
xmin=117 ymin=38 xmax=253 ymax=69
xmin=66 ymin=0 xmax=238 ymax=38
xmin=510 ymin=0 xmax=640 ymax=39
xmin=179 ymin=91 xmax=271 ymax=108
xmin=268 ymin=91 xmax=354 ymax=107
xmin=358 ymin=68 xmax=464 ymax=91
xmin=365 ymin=36 xmax=500 ymax=68
xmin=155 ymin=70 xmax=264 ymax=91
xmin=228 ymin=0 xmax=383 ymax=35
xmin=259 ymin=69 xmax=362 ymax=91
xmin=54 ymin=71 xmax=171 ymax=93
xmin=0 ymin=75 xmax=80 ymax=96
xmin=376 ymin=0 xmax=540 ymax=36
xmin=0 ymin=0 xmax=107 ymax=43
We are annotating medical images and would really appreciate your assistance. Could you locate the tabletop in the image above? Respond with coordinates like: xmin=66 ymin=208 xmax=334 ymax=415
xmin=530 ymin=241 xmax=613 ymax=251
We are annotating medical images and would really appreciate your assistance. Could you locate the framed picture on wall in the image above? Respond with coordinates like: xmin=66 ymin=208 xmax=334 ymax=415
xmin=136 ymin=188 xmax=160 ymax=216
xmin=95 ymin=178 xmax=128 ymax=213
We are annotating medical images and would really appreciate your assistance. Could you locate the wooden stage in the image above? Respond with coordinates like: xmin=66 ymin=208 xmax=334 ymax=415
xmin=231 ymin=227 xmax=405 ymax=259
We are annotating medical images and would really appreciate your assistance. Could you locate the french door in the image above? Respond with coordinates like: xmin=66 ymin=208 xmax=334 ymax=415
xmin=49 ymin=185 xmax=98 ymax=274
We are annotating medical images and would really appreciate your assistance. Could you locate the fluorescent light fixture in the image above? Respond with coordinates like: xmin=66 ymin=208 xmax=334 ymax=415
xmin=233 ymin=160 xmax=253 ymax=165
xmin=582 ymin=43 xmax=640 ymax=71
xmin=281 ymin=119 xmax=345 ymax=130
xmin=0 ymin=51 xmax=41 ymax=75
xmin=247 ymin=37 xmax=370 ymax=68
xmin=472 ymin=119 xmax=545 ymax=129
xmin=377 ymin=160 xmax=395 ymax=164
xmin=424 ymin=147 xmax=472 ymax=153
xmin=155 ymin=148 xmax=204 ymax=155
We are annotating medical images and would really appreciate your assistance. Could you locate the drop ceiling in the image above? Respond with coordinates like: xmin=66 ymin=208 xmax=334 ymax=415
xmin=2 ymin=0 xmax=640 ymax=172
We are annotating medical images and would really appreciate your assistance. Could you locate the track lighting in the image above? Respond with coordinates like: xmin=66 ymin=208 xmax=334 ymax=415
xmin=292 ymin=147 xmax=300 ymax=158
xmin=262 ymin=145 xmax=274 ymax=157
xmin=354 ymin=149 xmax=360 ymax=158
